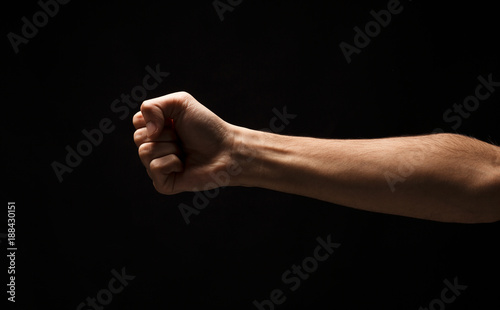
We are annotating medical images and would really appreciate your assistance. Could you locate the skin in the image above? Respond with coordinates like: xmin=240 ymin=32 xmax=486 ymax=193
xmin=133 ymin=91 xmax=500 ymax=224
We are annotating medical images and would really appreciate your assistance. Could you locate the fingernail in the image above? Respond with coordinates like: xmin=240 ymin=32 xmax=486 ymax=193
xmin=146 ymin=122 xmax=156 ymax=137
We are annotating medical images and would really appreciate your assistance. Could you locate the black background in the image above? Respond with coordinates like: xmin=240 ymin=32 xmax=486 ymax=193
xmin=3 ymin=0 xmax=500 ymax=309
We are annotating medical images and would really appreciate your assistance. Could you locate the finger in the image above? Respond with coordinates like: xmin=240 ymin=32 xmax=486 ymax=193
xmin=149 ymin=155 xmax=184 ymax=194
xmin=134 ymin=111 xmax=173 ymax=130
xmin=134 ymin=127 xmax=178 ymax=147
xmin=138 ymin=142 xmax=182 ymax=168
xmin=133 ymin=111 xmax=146 ymax=129
xmin=140 ymin=91 xmax=191 ymax=139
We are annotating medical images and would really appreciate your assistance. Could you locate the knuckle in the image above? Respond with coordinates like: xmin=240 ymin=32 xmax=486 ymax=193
xmin=140 ymin=99 xmax=154 ymax=112
xmin=138 ymin=143 xmax=152 ymax=158
xmin=177 ymin=91 xmax=193 ymax=106
xmin=133 ymin=111 xmax=142 ymax=120
xmin=161 ymin=153 xmax=177 ymax=166
xmin=132 ymin=111 xmax=143 ymax=124
xmin=177 ymin=91 xmax=191 ymax=99
xmin=149 ymin=158 xmax=162 ymax=172
xmin=133 ymin=130 xmax=145 ymax=144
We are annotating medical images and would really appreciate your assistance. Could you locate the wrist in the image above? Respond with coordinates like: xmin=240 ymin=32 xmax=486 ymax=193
xmin=227 ymin=125 xmax=262 ymax=187
xmin=228 ymin=124 xmax=293 ymax=189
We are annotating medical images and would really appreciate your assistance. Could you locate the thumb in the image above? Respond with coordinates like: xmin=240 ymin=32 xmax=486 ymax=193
xmin=140 ymin=91 xmax=189 ymax=139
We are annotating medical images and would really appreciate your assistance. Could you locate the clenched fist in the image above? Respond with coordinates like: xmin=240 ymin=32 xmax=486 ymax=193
xmin=133 ymin=91 xmax=242 ymax=194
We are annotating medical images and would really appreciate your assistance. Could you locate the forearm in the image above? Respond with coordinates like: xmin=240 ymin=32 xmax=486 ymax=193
xmin=230 ymin=126 xmax=500 ymax=223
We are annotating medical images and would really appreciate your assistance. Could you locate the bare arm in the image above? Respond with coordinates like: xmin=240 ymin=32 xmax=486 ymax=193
xmin=134 ymin=92 xmax=500 ymax=223
xmin=230 ymin=126 xmax=500 ymax=223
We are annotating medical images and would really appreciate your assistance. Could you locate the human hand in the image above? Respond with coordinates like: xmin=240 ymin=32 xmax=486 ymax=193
xmin=133 ymin=91 xmax=238 ymax=194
